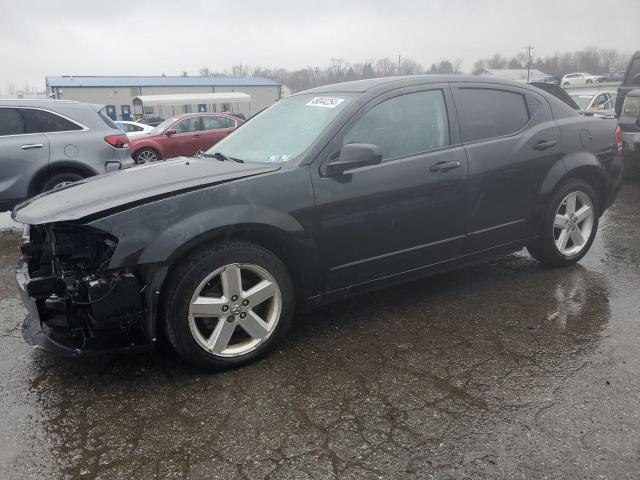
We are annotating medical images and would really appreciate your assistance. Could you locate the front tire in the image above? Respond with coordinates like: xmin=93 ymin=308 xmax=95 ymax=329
xmin=527 ymin=179 xmax=599 ymax=267
xmin=134 ymin=148 xmax=160 ymax=164
xmin=162 ymin=241 xmax=295 ymax=370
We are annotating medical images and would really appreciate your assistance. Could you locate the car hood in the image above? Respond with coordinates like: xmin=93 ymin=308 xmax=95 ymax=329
xmin=12 ymin=157 xmax=281 ymax=225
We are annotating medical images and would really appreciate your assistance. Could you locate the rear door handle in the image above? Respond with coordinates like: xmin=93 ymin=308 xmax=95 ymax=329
xmin=533 ymin=140 xmax=557 ymax=151
xmin=430 ymin=160 xmax=461 ymax=172
xmin=194 ymin=134 xmax=202 ymax=138
xmin=20 ymin=144 xmax=44 ymax=150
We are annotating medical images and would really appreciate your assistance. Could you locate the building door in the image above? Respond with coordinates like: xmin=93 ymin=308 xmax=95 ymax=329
xmin=198 ymin=104 xmax=207 ymax=112
xmin=106 ymin=105 xmax=117 ymax=121
xmin=121 ymin=105 xmax=131 ymax=120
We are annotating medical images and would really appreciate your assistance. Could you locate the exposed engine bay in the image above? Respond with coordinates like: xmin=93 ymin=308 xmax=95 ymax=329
xmin=20 ymin=223 xmax=147 ymax=355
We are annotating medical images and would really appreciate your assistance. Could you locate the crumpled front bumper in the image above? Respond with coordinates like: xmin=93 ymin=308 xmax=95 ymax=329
xmin=16 ymin=258 xmax=152 ymax=357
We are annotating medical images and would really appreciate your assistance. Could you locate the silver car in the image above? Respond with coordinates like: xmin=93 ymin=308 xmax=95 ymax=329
xmin=0 ymin=99 xmax=134 ymax=211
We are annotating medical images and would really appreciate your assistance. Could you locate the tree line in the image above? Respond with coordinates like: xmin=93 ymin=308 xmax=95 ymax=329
xmin=197 ymin=47 xmax=630 ymax=93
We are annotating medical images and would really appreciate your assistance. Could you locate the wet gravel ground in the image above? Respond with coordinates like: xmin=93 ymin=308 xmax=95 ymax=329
xmin=1 ymin=183 xmax=639 ymax=480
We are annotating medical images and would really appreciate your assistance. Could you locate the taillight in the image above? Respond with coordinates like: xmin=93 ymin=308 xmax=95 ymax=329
xmin=615 ymin=126 xmax=623 ymax=154
xmin=104 ymin=134 xmax=129 ymax=149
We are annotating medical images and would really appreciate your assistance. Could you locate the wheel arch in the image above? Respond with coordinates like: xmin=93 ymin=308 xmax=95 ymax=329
xmin=28 ymin=160 xmax=98 ymax=195
xmin=529 ymin=153 xmax=606 ymax=235
xmin=158 ymin=222 xmax=318 ymax=305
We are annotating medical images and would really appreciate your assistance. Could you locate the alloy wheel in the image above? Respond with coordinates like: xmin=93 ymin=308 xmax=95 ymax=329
xmin=553 ymin=191 xmax=594 ymax=256
xmin=137 ymin=150 xmax=158 ymax=163
xmin=188 ymin=263 xmax=282 ymax=357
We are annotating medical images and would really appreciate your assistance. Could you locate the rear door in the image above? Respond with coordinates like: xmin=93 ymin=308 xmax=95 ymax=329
xmin=200 ymin=115 xmax=235 ymax=151
xmin=451 ymin=83 xmax=562 ymax=253
xmin=0 ymin=107 xmax=50 ymax=207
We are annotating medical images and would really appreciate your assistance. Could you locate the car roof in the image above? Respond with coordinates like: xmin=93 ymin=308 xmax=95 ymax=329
xmin=298 ymin=74 xmax=544 ymax=95
xmin=0 ymin=98 xmax=87 ymax=107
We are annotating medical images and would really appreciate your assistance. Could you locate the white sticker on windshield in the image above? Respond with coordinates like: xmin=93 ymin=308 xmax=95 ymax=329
xmin=306 ymin=97 xmax=345 ymax=108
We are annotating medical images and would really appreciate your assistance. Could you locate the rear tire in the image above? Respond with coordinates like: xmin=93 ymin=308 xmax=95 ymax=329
xmin=526 ymin=179 xmax=599 ymax=267
xmin=162 ymin=241 xmax=295 ymax=370
xmin=40 ymin=172 xmax=84 ymax=192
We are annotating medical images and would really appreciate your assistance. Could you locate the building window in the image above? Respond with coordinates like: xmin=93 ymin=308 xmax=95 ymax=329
xmin=183 ymin=104 xmax=192 ymax=113
xmin=144 ymin=106 xmax=154 ymax=115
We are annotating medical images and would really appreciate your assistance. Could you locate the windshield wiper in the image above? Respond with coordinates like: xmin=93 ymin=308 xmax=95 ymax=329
xmin=204 ymin=152 xmax=244 ymax=163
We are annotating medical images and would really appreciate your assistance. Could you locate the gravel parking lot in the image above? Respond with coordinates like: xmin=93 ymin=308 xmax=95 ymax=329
xmin=1 ymin=182 xmax=639 ymax=479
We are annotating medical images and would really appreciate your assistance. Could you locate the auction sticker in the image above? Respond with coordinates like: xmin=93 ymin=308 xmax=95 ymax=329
xmin=306 ymin=97 xmax=345 ymax=108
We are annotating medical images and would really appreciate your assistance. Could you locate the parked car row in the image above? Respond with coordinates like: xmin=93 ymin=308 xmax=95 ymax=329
xmin=12 ymin=75 xmax=623 ymax=370
xmin=0 ymin=101 xmax=246 ymax=210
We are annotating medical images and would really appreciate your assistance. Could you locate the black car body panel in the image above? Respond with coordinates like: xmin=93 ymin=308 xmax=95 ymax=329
xmin=13 ymin=157 xmax=281 ymax=224
xmin=13 ymin=75 xmax=624 ymax=357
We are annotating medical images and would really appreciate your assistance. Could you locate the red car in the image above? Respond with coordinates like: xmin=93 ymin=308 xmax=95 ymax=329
xmin=129 ymin=113 xmax=243 ymax=163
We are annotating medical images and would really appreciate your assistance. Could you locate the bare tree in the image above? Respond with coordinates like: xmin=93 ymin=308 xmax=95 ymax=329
xmin=375 ymin=57 xmax=396 ymax=77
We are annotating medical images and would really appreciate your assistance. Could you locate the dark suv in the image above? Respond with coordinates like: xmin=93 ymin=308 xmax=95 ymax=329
xmin=616 ymin=51 xmax=640 ymax=174
xmin=14 ymin=76 xmax=623 ymax=370
xmin=0 ymin=100 xmax=134 ymax=211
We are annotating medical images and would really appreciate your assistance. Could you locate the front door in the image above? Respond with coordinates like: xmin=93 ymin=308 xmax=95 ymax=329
xmin=311 ymin=86 xmax=468 ymax=292
xmin=164 ymin=116 xmax=203 ymax=158
xmin=451 ymin=83 xmax=562 ymax=253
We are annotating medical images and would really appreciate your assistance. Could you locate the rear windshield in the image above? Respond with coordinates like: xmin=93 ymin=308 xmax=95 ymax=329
xmin=570 ymin=95 xmax=593 ymax=110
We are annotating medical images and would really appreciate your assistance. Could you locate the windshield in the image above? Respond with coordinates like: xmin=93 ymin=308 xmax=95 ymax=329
xmin=150 ymin=116 xmax=178 ymax=134
xmin=570 ymin=95 xmax=593 ymax=109
xmin=206 ymin=93 xmax=354 ymax=163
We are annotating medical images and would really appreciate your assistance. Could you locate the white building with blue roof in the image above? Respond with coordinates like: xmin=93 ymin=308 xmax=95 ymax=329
xmin=46 ymin=75 xmax=281 ymax=121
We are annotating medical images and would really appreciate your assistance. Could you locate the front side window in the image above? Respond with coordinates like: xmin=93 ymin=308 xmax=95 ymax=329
xmin=208 ymin=93 xmax=354 ymax=163
xmin=343 ymin=90 xmax=450 ymax=160
xmin=174 ymin=117 xmax=201 ymax=133
xmin=0 ymin=108 xmax=25 ymax=136
xmin=456 ymin=88 xmax=530 ymax=142
xmin=22 ymin=108 xmax=82 ymax=133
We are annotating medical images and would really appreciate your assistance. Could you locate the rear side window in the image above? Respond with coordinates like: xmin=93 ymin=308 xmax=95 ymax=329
xmin=224 ymin=117 xmax=236 ymax=128
xmin=201 ymin=116 xmax=227 ymax=130
xmin=0 ymin=108 xmax=25 ymax=136
xmin=22 ymin=108 xmax=83 ymax=133
xmin=344 ymin=90 xmax=450 ymax=160
xmin=456 ymin=88 xmax=529 ymax=142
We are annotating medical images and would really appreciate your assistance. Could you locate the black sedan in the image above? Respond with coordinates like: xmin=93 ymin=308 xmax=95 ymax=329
xmin=13 ymin=75 xmax=623 ymax=370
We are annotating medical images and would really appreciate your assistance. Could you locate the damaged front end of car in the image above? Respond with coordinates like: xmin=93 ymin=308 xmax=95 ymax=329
xmin=17 ymin=222 xmax=151 ymax=356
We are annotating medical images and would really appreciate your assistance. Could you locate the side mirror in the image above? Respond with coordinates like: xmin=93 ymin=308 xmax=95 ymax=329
xmin=326 ymin=143 xmax=382 ymax=177
xmin=165 ymin=129 xmax=177 ymax=136
xmin=633 ymin=73 xmax=640 ymax=85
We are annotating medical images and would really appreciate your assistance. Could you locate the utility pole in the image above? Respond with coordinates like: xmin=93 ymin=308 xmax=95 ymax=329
xmin=524 ymin=45 xmax=534 ymax=82
xmin=398 ymin=54 xmax=402 ymax=74
xmin=314 ymin=67 xmax=320 ymax=87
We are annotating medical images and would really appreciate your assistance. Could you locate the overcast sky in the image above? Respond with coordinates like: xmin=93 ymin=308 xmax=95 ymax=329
xmin=2 ymin=0 xmax=639 ymax=91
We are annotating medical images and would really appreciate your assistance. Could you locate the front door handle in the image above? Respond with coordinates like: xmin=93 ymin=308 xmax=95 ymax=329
xmin=533 ymin=140 xmax=558 ymax=151
xmin=20 ymin=144 xmax=44 ymax=150
xmin=194 ymin=134 xmax=201 ymax=138
xmin=429 ymin=160 xmax=461 ymax=172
